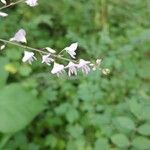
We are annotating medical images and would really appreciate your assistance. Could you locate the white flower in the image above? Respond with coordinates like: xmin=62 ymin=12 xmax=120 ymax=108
xmin=51 ymin=62 xmax=65 ymax=77
xmin=45 ymin=47 xmax=56 ymax=53
xmin=22 ymin=51 xmax=36 ymax=64
xmin=10 ymin=29 xmax=27 ymax=43
xmin=65 ymin=42 xmax=78 ymax=59
xmin=66 ymin=62 xmax=78 ymax=76
xmin=96 ymin=59 xmax=102 ymax=65
xmin=90 ymin=59 xmax=102 ymax=71
xmin=25 ymin=0 xmax=38 ymax=7
xmin=0 ymin=45 xmax=5 ymax=50
xmin=1 ymin=0 xmax=6 ymax=5
xmin=102 ymin=68 xmax=110 ymax=75
xmin=0 ymin=11 xmax=8 ymax=17
xmin=42 ymin=54 xmax=54 ymax=65
xmin=78 ymin=59 xmax=91 ymax=74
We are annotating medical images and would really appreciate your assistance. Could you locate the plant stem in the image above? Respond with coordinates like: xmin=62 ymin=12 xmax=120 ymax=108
xmin=58 ymin=49 xmax=65 ymax=55
xmin=0 ymin=0 xmax=24 ymax=10
xmin=0 ymin=38 xmax=48 ymax=54
xmin=0 ymin=38 xmax=76 ymax=63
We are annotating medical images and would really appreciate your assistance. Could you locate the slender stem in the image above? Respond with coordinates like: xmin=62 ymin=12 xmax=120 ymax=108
xmin=58 ymin=49 xmax=65 ymax=55
xmin=56 ymin=55 xmax=77 ymax=63
xmin=0 ymin=38 xmax=48 ymax=54
xmin=0 ymin=0 xmax=24 ymax=11
xmin=0 ymin=38 xmax=77 ymax=63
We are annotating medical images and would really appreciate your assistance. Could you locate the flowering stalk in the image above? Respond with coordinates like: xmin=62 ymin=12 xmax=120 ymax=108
xmin=0 ymin=37 xmax=109 ymax=77
xmin=0 ymin=0 xmax=110 ymax=77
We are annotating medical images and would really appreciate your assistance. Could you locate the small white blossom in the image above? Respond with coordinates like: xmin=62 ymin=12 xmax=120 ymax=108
xmin=25 ymin=0 xmax=38 ymax=7
xmin=66 ymin=62 xmax=78 ymax=76
xmin=102 ymin=68 xmax=110 ymax=75
xmin=42 ymin=54 xmax=54 ymax=65
xmin=90 ymin=59 xmax=102 ymax=71
xmin=10 ymin=29 xmax=27 ymax=43
xmin=65 ymin=42 xmax=78 ymax=59
xmin=22 ymin=51 xmax=36 ymax=64
xmin=0 ymin=11 xmax=8 ymax=17
xmin=96 ymin=59 xmax=102 ymax=65
xmin=51 ymin=62 xmax=65 ymax=77
xmin=78 ymin=59 xmax=91 ymax=74
xmin=92 ymin=66 xmax=97 ymax=71
xmin=1 ymin=0 xmax=6 ymax=5
xmin=45 ymin=47 xmax=56 ymax=53
xmin=0 ymin=45 xmax=5 ymax=50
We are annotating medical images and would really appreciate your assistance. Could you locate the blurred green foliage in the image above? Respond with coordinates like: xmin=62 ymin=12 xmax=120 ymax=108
xmin=0 ymin=0 xmax=150 ymax=149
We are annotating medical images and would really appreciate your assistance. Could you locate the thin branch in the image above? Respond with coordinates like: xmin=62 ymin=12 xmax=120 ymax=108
xmin=0 ymin=0 xmax=24 ymax=11
xmin=0 ymin=38 xmax=77 ymax=63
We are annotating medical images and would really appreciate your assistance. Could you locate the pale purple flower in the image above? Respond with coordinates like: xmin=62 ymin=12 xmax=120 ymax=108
xmin=78 ymin=59 xmax=91 ymax=74
xmin=22 ymin=51 xmax=36 ymax=64
xmin=66 ymin=62 xmax=78 ymax=76
xmin=0 ymin=11 xmax=8 ymax=17
xmin=51 ymin=62 xmax=65 ymax=77
xmin=65 ymin=42 xmax=78 ymax=59
xmin=25 ymin=0 xmax=38 ymax=7
xmin=10 ymin=29 xmax=27 ymax=43
xmin=42 ymin=54 xmax=54 ymax=65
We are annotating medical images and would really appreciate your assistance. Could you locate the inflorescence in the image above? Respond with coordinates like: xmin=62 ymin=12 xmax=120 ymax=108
xmin=0 ymin=0 xmax=110 ymax=77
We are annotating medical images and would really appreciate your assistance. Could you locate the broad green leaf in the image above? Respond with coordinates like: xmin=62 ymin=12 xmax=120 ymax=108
xmin=45 ymin=135 xmax=57 ymax=148
xmin=132 ymin=136 xmax=150 ymax=150
xmin=67 ymin=124 xmax=83 ymax=138
xmin=0 ymin=84 xmax=44 ymax=133
xmin=137 ymin=123 xmax=150 ymax=136
xmin=65 ymin=108 xmax=79 ymax=123
xmin=129 ymin=99 xmax=142 ymax=120
xmin=111 ymin=133 xmax=130 ymax=148
xmin=0 ymin=57 xmax=9 ymax=88
xmin=114 ymin=116 xmax=135 ymax=132
xmin=142 ymin=106 xmax=150 ymax=121
xmin=94 ymin=138 xmax=109 ymax=150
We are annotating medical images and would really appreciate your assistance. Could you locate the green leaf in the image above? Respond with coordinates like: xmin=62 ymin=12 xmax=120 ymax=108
xmin=0 ymin=57 xmax=9 ymax=88
xmin=67 ymin=124 xmax=83 ymax=138
xmin=142 ymin=106 xmax=150 ymax=121
xmin=114 ymin=116 xmax=135 ymax=132
xmin=129 ymin=100 xmax=142 ymax=120
xmin=132 ymin=136 xmax=150 ymax=150
xmin=0 ymin=84 xmax=44 ymax=133
xmin=19 ymin=65 xmax=32 ymax=77
xmin=5 ymin=48 xmax=22 ymax=60
xmin=111 ymin=133 xmax=130 ymax=148
xmin=137 ymin=123 xmax=150 ymax=136
xmin=94 ymin=138 xmax=109 ymax=150
xmin=66 ymin=108 xmax=79 ymax=123
xmin=45 ymin=135 xmax=57 ymax=148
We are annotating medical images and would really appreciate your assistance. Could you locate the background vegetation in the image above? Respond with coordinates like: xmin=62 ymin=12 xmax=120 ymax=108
xmin=0 ymin=0 xmax=150 ymax=149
